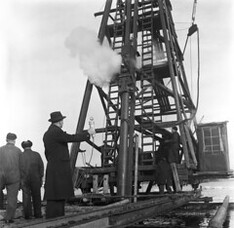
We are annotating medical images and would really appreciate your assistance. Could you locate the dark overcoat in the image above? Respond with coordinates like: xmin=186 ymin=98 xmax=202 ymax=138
xmin=167 ymin=132 xmax=180 ymax=164
xmin=155 ymin=144 xmax=172 ymax=186
xmin=43 ymin=124 xmax=90 ymax=200
xmin=19 ymin=149 xmax=44 ymax=184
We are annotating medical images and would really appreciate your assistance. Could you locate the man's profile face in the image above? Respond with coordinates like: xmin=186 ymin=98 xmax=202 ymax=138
xmin=58 ymin=120 xmax=64 ymax=128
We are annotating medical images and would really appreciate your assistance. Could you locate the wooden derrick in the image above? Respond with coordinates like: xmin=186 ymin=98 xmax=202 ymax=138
xmin=70 ymin=0 xmax=199 ymax=198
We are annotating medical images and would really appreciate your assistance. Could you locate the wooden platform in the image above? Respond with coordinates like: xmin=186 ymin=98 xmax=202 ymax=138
xmin=1 ymin=190 xmax=201 ymax=228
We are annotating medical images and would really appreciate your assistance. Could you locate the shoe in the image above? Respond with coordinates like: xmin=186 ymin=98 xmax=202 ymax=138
xmin=25 ymin=216 xmax=32 ymax=220
xmin=35 ymin=215 xmax=43 ymax=219
xmin=166 ymin=186 xmax=173 ymax=194
xmin=5 ymin=219 xmax=14 ymax=224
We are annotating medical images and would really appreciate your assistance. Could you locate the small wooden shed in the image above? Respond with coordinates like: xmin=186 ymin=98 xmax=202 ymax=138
xmin=196 ymin=121 xmax=231 ymax=175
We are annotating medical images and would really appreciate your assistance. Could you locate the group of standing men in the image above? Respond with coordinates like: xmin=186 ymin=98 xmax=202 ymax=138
xmin=0 ymin=111 xmax=95 ymax=224
xmin=0 ymin=110 xmax=180 ymax=223
xmin=0 ymin=133 xmax=44 ymax=224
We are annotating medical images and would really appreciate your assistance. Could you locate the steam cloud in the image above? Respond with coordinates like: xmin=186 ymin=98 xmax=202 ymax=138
xmin=65 ymin=27 xmax=122 ymax=88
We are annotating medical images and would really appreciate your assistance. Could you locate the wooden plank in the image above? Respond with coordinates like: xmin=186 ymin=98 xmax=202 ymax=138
xmin=208 ymin=195 xmax=229 ymax=228
xmin=109 ymin=191 xmax=201 ymax=227
xmin=170 ymin=163 xmax=182 ymax=192
xmin=15 ymin=191 xmax=201 ymax=228
xmin=73 ymin=217 xmax=109 ymax=228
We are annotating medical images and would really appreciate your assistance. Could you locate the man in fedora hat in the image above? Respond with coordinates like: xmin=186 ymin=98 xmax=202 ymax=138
xmin=43 ymin=111 xmax=95 ymax=219
xmin=0 ymin=133 xmax=22 ymax=224
xmin=20 ymin=140 xmax=44 ymax=219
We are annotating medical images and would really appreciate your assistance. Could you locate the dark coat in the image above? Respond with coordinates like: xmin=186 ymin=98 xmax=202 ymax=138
xmin=0 ymin=143 xmax=21 ymax=185
xmin=155 ymin=144 xmax=172 ymax=185
xmin=43 ymin=124 xmax=90 ymax=200
xmin=19 ymin=149 xmax=44 ymax=218
xmin=19 ymin=149 xmax=44 ymax=184
xmin=166 ymin=132 xmax=180 ymax=164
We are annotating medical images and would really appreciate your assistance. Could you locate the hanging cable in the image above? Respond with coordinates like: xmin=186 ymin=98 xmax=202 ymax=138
xmin=175 ymin=27 xmax=200 ymax=127
xmin=182 ymin=0 xmax=198 ymax=55
xmin=173 ymin=0 xmax=200 ymax=126
xmin=184 ymin=0 xmax=200 ymax=112
xmin=195 ymin=28 xmax=200 ymax=112
xmin=191 ymin=0 xmax=197 ymax=24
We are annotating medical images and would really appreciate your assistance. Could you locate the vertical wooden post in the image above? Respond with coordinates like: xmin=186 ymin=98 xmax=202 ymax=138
xmin=184 ymin=124 xmax=197 ymax=167
xmin=93 ymin=175 xmax=98 ymax=194
xmin=103 ymin=174 xmax=109 ymax=194
xmin=170 ymin=163 xmax=181 ymax=192
xmin=70 ymin=0 xmax=112 ymax=175
xmin=158 ymin=0 xmax=190 ymax=168
xmin=72 ymin=167 xmax=80 ymax=188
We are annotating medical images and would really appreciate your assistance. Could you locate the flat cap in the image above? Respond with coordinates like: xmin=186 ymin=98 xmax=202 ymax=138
xmin=6 ymin=133 xmax=17 ymax=140
xmin=21 ymin=140 xmax=33 ymax=149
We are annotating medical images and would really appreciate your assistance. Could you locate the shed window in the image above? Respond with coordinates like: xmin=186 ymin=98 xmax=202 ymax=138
xmin=202 ymin=126 xmax=224 ymax=153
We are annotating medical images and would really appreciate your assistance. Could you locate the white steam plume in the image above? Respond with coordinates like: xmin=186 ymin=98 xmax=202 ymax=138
xmin=65 ymin=27 xmax=122 ymax=88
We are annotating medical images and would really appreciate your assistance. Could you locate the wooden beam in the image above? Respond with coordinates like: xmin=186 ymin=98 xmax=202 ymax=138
xmin=19 ymin=190 xmax=201 ymax=228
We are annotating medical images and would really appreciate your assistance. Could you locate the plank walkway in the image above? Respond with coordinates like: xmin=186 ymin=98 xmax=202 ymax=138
xmin=0 ymin=190 xmax=201 ymax=228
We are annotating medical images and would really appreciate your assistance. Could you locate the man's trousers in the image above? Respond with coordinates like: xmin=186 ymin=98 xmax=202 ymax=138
xmin=5 ymin=182 xmax=20 ymax=220
xmin=22 ymin=181 xmax=42 ymax=219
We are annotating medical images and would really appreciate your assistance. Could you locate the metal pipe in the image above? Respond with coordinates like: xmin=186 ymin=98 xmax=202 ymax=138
xmin=117 ymin=90 xmax=130 ymax=197
xmin=117 ymin=0 xmax=132 ymax=197
xmin=134 ymin=134 xmax=139 ymax=203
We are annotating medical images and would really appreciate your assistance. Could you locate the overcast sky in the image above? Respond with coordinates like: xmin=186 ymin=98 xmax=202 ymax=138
xmin=0 ymin=0 xmax=233 ymax=168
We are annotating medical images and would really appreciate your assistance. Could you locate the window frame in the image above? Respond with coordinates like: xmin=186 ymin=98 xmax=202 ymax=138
xmin=202 ymin=126 xmax=224 ymax=153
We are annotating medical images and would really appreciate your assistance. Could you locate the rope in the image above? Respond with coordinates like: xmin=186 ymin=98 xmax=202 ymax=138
xmin=191 ymin=0 xmax=198 ymax=25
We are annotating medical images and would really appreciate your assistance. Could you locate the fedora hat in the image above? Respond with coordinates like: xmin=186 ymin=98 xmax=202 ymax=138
xmin=48 ymin=111 xmax=66 ymax=123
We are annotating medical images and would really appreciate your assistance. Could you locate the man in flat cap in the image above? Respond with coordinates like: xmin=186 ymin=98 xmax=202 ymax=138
xmin=43 ymin=111 xmax=95 ymax=219
xmin=0 ymin=133 xmax=22 ymax=224
xmin=20 ymin=140 xmax=44 ymax=219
